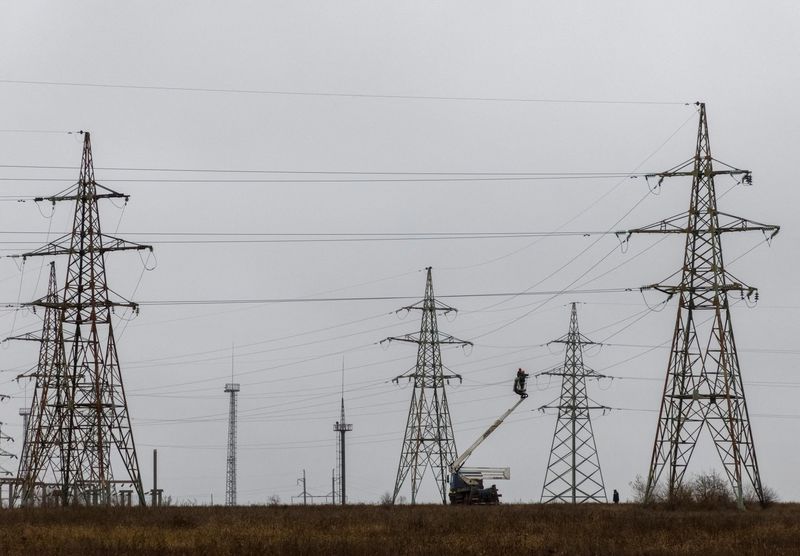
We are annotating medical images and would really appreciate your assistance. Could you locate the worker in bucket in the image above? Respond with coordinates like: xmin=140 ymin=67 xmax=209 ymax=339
xmin=513 ymin=368 xmax=529 ymax=399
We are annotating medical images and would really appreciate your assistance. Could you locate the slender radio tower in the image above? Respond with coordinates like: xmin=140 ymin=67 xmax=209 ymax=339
xmin=332 ymin=363 xmax=352 ymax=505
xmin=225 ymin=349 xmax=240 ymax=506
xmin=386 ymin=267 xmax=471 ymax=505
xmin=622 ymin=103 xmax=779 ymax=508
xmin=12 ymin=132 xmax=151 ymax=506
xmin=538 ymin=303 xmax=608 ymax=503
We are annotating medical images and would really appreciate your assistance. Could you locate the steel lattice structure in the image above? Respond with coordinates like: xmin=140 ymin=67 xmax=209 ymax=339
xmin=387 ymin=267 xmax=470 ymax=504
xmin=538 ymin=303 xmax=608 ymax=503
xmin=12 ymin=263 xmax=66 ymax=506
xmin=623 ymin=103 xmax=779 ymax=508
xmin=13 ymin=132 xmax=152 ymax=506
xmin=224 ymin=382 xmax=240 ymax=506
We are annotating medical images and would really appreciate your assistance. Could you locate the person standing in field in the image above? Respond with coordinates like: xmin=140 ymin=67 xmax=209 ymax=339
xmin=613 ymin=490 xmax=620 ymax=504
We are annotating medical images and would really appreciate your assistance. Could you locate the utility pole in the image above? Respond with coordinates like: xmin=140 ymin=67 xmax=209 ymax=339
xmin=298 ymin=470 xmax=308 ymax=505
xmin=538 ymin=303 xmax=608 ymax=503
xmin=150 ymin=449 xmax=162 ymax=507
xmin=331 ymin=469 xmax=336 ymax=505
xmin=333 ymin=362 xmax=352 ymax=505
xmin=621 ymin=103 xmax=779 ymax=508
xmin=385 ymin=267 xmax=470 ymax=505
xmin=224 ymin=381 xmax=240 ymax=507
xmin=11 ymin=133 xmax=152 ymax=506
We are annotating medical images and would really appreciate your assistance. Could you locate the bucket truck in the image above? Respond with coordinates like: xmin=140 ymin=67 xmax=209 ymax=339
xmin=448 ymin=369 xmax=529 ymax=504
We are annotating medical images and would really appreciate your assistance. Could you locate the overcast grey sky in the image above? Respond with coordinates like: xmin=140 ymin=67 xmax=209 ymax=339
xmin=0 ymin=1 xmax=798 ymax=504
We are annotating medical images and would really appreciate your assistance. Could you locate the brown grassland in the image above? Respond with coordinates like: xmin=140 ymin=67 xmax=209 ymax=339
xmin=0 ymin=503 xmax=799 ymax=555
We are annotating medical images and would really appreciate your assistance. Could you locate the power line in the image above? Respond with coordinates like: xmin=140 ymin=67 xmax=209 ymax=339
xmin=0 ymin=175 xmax=637 ymax=184
xmin=98 ymin=288 xmax=639 ymax=307
xmin=0 ymin=230 xmax=617 ymax=248
xmin=0 ymin=79 xmax=690 ymax=105
xmin=0 ymin=164 xmax=651 ymax=176
xmin=0 ymin=287 xmax=634 ymax=308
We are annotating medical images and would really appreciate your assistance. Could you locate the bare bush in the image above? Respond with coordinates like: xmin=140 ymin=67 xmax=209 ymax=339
xmin=630 ymin=471 xmax=757 ymax=509
xmin=690 ymin=470 xmax=732 ymax=508
xmin=628 ymin=475 xmax=648 ymax=504
xmin=744 ymin=484 xmax=779 ymax=508
xmin=629 ymin=474 xmax=664 ymax=504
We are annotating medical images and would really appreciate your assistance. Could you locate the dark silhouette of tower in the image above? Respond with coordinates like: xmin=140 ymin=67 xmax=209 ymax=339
xmin=622 ymin=103 xmax=779 ymax=507
xmin=385 ymin=267 xmax=470 ymax=504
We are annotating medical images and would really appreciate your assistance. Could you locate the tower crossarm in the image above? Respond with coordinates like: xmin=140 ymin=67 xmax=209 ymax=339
xmin=617 ymin=212 xmax=779 ymax=238
xmin=642 ymin=153 xmax=753 ymax=183
xmin=393 ymin=368 xmax=462 ymax=383
xmin=537 ymin=366 xmax=607 ymax=380
xmin=547 ymin=334 xmax=599 ymax=347
xmin=3 ymin=332 xmax=44 ymax=343
xmin=642 ymin=282 xmax=757 ymax=297
xmin=538 ymin=402 xmax=610 ymax=412
xmin=396 ymin=298 xmax=457 ymax=314
xmin=11 ymin=233 xmax=152 ymax=260
xmin=384 ymin=332 xmax=472 ymax=347
xmin=33 ymin=182 xmax=129 ymax=204
xmin=22 ymin=299 xmax=139 ymax=311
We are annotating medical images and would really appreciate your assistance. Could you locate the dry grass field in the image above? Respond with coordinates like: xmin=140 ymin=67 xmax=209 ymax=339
xmin=0 ymin=503 xmax=798 ymax=555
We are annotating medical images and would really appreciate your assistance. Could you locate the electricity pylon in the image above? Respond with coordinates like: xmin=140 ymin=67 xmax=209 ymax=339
xmin=622 ymin=103 xmax=779 ymax=508
xmin=385 ymin=267 xmax=470 ymax=504
xmin=13 ymin=131 xmax=152 ymax=506
xmin=12 ymin=263 xmax=66 ymax=507
xmin=538 ymin=303 xmax=608 ymax=503
xmin=224 ymin=381 xmax=240 ymax=506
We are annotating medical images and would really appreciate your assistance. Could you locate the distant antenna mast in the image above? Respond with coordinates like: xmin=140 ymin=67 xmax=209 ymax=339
xmin=333 ymin=360 xmax=353 ymax=505
xmin=224 ymin=345 xmax=240 ymax=506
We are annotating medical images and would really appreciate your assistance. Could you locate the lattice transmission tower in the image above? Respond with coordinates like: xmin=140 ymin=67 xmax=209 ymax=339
xmin=12 ymin=263 xmax=64 ymax=507
xmin=622 ymin=103 xmax=779 ymax=508
xmin=12 ymin=132 xmax=152 ymax=506
xmin=538 ymin=303 xmax=608 ymax=503
xmin=224 ymin=381 xmax=240 ymax=506
xmin=385 ymin=267 xmax=470 ymax=504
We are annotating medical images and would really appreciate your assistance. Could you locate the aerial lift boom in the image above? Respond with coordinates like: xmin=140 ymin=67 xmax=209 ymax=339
xmin=448 ymin=369 xmax=529 ymax=504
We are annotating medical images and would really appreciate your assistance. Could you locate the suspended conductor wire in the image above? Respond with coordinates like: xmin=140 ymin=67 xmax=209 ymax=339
xmin=30 ymin=204 xmax=56 ymax=298
xmin=0 ymin=129 xmax=74 ymax=135
xmin=125 ymin=311 xmax=392 ymax=367
xmin=461 ymin=110 xmax=690 ymax=313
xmin=0 ymin=79 xmax=691 ymax=105
xmin=442 ymin=109 xmax=698 ymax=273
